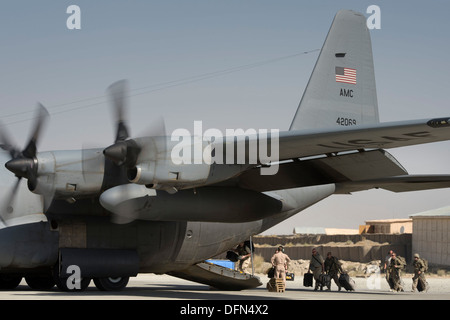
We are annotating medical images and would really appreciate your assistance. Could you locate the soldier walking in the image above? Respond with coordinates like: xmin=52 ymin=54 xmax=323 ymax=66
xmin=308 ymin=248 xmax=324 ymax=291
xmin=388 ymin=252 xmax=404 ymax=292
xmin=384 ymin=249 xmax=393 ymax=286
xmin=412 ymin=253 xmax=428 ymax=292
xmin=324 ymin=251 xmax=343 ymax=291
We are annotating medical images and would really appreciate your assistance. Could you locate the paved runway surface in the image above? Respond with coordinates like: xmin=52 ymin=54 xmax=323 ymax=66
xmin=3 ymin=273 xmax=448 ymax=319
xmin=2 ymin=273 xmax=449 ymax=300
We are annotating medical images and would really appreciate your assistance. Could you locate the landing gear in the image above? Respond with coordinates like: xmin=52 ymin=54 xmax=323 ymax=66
xmin=53 ymin=274 xmax=91 ymax=292
xmin=51 ymin=263 xmax=91 ymax=291
xmin=0 ymin=269 xmax=131 ymax=292
xmin=94 ymin=277 xmax=129 ymax=291
xmin=25 ymin=275 xmax=55 ymax=290
xmin=0 ymin=274 xmax=22 ymax=290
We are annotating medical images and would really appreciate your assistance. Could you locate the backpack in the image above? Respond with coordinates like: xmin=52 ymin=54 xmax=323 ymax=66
xmin=396 ymin=256 xmax=406 ymax=269
xmin=421 ymin=258 xmax=429 ymax=272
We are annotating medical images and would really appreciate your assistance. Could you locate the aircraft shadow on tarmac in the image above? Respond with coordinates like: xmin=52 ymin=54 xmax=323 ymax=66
xmin=8 ymin=283 xmax=286 ymax=300
xmin=7 ymin=281 xmax=431 ymax=300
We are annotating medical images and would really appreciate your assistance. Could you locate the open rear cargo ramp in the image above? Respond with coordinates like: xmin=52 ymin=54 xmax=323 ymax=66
xmin=167 ymin=262 xmax=262 ymax=291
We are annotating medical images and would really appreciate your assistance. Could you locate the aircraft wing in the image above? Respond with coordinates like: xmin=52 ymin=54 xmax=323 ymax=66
xmin=276 ymin=117 xmax=450 ymax=161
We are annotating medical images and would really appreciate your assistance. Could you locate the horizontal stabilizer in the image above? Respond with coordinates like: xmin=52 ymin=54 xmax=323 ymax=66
xmin=238 ymin=149 xmax=407 ymax=192
xmin=278 ymin=117 xmax=450 ymax=161
xmin=336 ymin=175 xmax=450 ymax=194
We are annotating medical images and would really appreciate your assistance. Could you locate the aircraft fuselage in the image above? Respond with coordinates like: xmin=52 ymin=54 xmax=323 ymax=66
xmin=0 ymin=150 xmax=335 ymax=278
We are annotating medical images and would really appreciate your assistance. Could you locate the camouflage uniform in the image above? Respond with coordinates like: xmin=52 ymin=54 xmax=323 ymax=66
xmin=324 ymin=254 xmax=343 ymax=291
xmin=412 ymin=253 xmax=427 ymax=292
xmin=384 ymin=250 xmax=393 ymax=285
xmin=388 ymin=255 xmax=404 ymax=292
xmin=309 ymin=249 xmax=324 ymax=290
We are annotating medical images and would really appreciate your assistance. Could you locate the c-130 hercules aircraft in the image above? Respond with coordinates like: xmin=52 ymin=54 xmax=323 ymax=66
xmin=1 ymin=9 xmax=450 ymax=291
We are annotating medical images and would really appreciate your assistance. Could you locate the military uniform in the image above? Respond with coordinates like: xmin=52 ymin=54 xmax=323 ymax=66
xmin=388 ymin=255 xmax=404 ymax=292
xmin=384 ymin=250 xmax=393 ymax=285
xmin=309 ymin=250 xmax=324 ymax=290
xmin=412 ymin=253 xmax=428 ymax=292
xmin=324 ymin=255 xmax=343 ymax=291
xmin=235 ymin=243 xmax=252 ymax=273
xmin=271 ymin=249 xmax=291 ymax=285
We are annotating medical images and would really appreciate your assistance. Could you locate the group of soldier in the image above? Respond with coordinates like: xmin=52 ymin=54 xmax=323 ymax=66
xmin=384 ymin=250 xmax=428 ymax=292
xmin=308 ymin=248 xmax=344 ymax=291
xmin=234 ymin=241 xmax=430 ymax=293
xmin=308 ymin=248 xmax=430 ymax=292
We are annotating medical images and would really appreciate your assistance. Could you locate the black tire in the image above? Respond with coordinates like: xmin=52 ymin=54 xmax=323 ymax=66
xmin=52 ymin=263 xmax=91 ymax=292
xmin=25 ymin=275 xmax=55 ymax=290
xmin=54 ymin=274 xmax=91 ymax=292
xmin=0 ymin=274 xmax=22 ymax=290
xmin=94 ymin=277 xmax=129 ymax=291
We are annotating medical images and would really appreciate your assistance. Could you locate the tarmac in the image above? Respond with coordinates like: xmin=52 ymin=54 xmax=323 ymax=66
xmin=2 ymin=273 xmax=449 ymax=300
xmin=2 ymin=273 xmax=447 ymax=319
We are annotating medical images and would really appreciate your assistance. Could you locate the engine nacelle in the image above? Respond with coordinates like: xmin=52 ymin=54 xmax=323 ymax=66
xmin=31 ymin=149 xmax=105 ymax=200
xmin=127 ymin=163 xmax=155 ymax=185
xmin=127 ymin=161 xmax=213 ymax=191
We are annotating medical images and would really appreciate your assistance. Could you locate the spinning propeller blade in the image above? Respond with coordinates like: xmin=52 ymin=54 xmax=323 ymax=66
xmin=1 ymin=104 xmax=49 ymax=225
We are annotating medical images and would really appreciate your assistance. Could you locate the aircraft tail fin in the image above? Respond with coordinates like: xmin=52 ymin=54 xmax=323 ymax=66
xmin=290 ymin=10 xmax=379 ymax=131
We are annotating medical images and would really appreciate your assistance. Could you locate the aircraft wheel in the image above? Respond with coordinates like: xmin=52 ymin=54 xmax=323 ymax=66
xmin=53 ymin=273 xmax=91 ymax=292
xmin=0 ymin=274 xmax=22 ymax=290
xmin=94 ymin=276 xmax=129 ymax=291
xmin=25 ymin=275 xmax=55 ymax=290
xmin=51 ymin=263 xmax=91 ymax=292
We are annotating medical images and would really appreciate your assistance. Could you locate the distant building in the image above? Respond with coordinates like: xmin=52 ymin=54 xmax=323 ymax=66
xmin=361 ymin=218 xmax=412 ymax=234
xmin=410 ymin=206 xmax=450 ymax=267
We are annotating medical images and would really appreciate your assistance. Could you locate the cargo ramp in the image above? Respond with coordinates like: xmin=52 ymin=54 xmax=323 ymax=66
xmin=167 ymin=261 xmax=262 ymax=291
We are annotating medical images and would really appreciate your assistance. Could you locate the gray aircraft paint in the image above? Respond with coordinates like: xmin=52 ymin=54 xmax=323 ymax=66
xmin=290 ymin=10 xmax=379 ymax=131
xmin=1 ymin=10 xmax=450 ymax=291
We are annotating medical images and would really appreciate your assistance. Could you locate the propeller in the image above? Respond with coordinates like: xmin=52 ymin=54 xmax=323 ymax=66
xmin=102 ymin=79 xmax=167 ymax=170
xmin=4 ymin=104 xmax=49 ymax=190
xmin=99 ymin=79 xmax=167 ymax=223
xmin=109 ymin=79 xmax=130 ymax=143
xmin=0 ymin=104 xmax=49 ymax=224
xmin=103 ymin=80 xmax=141 ymax=168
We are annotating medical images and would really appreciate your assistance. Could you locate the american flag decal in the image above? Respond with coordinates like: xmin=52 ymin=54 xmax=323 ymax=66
xmin=335 ymin=67 xmax=356 ymax=84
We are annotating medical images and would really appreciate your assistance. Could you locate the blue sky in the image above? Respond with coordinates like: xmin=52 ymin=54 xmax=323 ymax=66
xmin=1 ymin=1 xmax=450 ymax=234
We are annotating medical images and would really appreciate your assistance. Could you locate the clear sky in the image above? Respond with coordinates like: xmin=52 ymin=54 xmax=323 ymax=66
xmin=1 ymin=1 xmax=450 ymax=234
